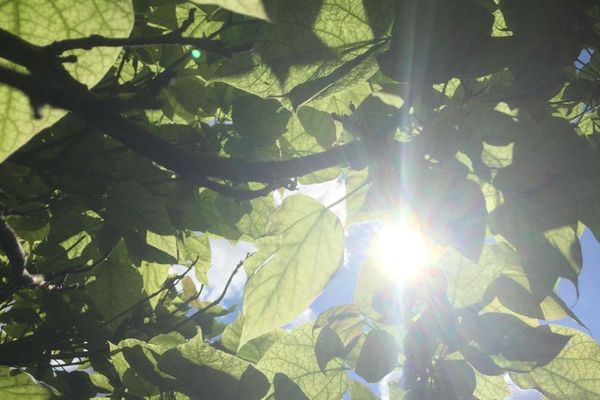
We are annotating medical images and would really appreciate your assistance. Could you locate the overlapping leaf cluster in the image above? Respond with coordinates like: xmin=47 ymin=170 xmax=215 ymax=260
xmin=1 ymin=0 xmax=600 ymax=399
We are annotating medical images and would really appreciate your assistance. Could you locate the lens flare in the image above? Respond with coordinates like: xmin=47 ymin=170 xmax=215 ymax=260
xmin=371 ymin=217 xmax=436 ymax=285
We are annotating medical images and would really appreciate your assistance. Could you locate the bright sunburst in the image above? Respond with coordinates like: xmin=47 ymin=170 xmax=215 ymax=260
xmin=371 ymin=214 xmax=437 ymax=285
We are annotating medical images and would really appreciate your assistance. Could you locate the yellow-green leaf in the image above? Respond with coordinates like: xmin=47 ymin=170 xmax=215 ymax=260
xmin=0 ymin=0 xmax=134 ymax=162
xmin=0 ymin=367 xmax=57 ymax=399
xmin=139 ymin=262 xmax=170 ymax=309
xmin=240 ymin=195 xmax=344 ymax=347
xmin=158 ymin=332 xmax=270 ymax=400
xmin=257 ymin=324 xmax=348 ymax=400
xmin=87 ymin=261 xmax=144 ymax=329
xmin=511 ymin=326 xmax=600 ymax=400
xmin=192 ymin=0 xmax=270 ymax=21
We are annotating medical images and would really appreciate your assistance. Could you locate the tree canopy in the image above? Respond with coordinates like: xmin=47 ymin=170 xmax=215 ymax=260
xmin=1 ymin=0 xmax=600 ymax=399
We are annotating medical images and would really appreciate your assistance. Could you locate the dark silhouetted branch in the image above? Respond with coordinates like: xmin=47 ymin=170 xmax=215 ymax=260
xmin=0 ymin=219 xmax=27 ymax=277
xmin=0 ymin=26 xmax=379 ymax=193
xmin=44 ymin=248 xmax=113 ymax=284
xmin=45 ymin=9 xmax=251 ymax=58
xmin=173 ymin=253 xmax=250 ymax=330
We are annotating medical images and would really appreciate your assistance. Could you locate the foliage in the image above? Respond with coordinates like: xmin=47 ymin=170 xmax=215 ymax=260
xmin=0 ymin=0 xmax=600 ymax=399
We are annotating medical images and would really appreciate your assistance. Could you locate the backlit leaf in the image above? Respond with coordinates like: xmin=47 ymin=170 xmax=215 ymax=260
xmin=192 ymin=0 xmax=271 ymax=21
xmin=348 ymin=380 xmax=379 ymax=400
xmin=511 ymin=326 xmax=600 ymax=400
xmin=158 ymin=332 xmax=270 ymax=400
xmin=0 ymin=367 xmax=57 ymax=399
xmin=87 ymin=261 xmax=144 ymax=329
xmin=257 ymin=324 xmax=348 ymax=400
xmin=0 ymin=0 xmax=133 ymax=162
xmin=240 ymin=195 xmax=344 ymax=346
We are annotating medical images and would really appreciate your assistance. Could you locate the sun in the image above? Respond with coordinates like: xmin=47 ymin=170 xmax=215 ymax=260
xmin=371 ymin=216 xmax=437 ymax=285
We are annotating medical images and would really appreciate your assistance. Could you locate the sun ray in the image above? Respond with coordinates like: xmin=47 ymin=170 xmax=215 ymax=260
xmin=371 ymin=211 xmax=441 ymax=285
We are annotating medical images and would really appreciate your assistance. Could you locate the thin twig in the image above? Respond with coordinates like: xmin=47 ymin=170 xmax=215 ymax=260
xmin=98 ymin=257 xmax=198 ymax=328
xmin=172 ymin=253 xmax=251 ymax=330
xmin=37 ymin=221 xmax=103 ymax=271
xmin=45 ymin=9 xmax=251 ymax=58
xmin=44 ymin=247 xmax=113 ymax=283
xmin=156 ymin=260 xmax=198 ymax=308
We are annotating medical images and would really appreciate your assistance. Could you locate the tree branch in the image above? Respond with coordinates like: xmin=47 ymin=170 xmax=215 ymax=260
xmin=45 ymin=32 xmax=251 ymax=58
xmin=0 ymin=218 xmax=27 ymax=277
xmin=0 ymin=63 xmax=373 ymax=184
xmin=44 ymin=248 xmax=112 ymax=284
xmin=201 ymin=180 xmax=292 ymax=200
xmin=0 ymin=27 xmax=379 ymax=192
xmin=44 ymin=9 xmax=252 ymax=58
xmin=173 ymin=253 xmax=250 ymax=330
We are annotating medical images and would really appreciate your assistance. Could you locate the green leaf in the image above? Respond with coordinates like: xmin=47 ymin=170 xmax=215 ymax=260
xmin=87 ymin=261 xmax=144 ymax=329
xmin=492 ymin=7 xmax=513 ymax=37
xmin=314 ymin=304 xmax=364 ymax=347
xmin=0 ymin=367 xmax=57 ymax=399
xmin=88 ymin=373 xmax=113 ymax=393
xmin=444 ymin=243 xmax=519 ymax=309
xmin=239 ymin=330 xmax=286 ymax=364
xmin=284 ymin=107 xmax=336 ymax=156
xmin=484 ymin=276 xmax=545 ymax=319
xmin=158 ymin=332 xmax=270 ymax=400
xmin=146 ymin=231 xmax=178 ymax=260
xmin=490 ymin=192 xmax=582 ymax=300
xmin=344 ymin=169 xmax=372 ymax=225
xmin=511 ymin=326 xmax=600 ymax=400
xmin=433 ymin=360 xmax=476 ymax=400
xmin=279 ymin=114 xmax=342 ymax=183
xmin=348 ymin=95 xmax=401 ymax=140
xmin=461 ymin=313 xmax=571 ymax=367
xmin=408 ymin=165 xmax=487 ymax=262
xmin=139 ymin=262 xmax=170 ymax=309
xmin=315 ymin=326 xmax=346 ymax=371
xmin=149 ymin=332 xmax=187 ymax=349
xmin=162 ymin=77 xmax=217 ymax=121
xmin=104 ymin=181 xmax=175 ymax=235
xmin=221 ymin=314 xmax=286 ymax=363
xmin=387 ymin=378 xmax=408 ymax=400
xmin=287 ymin=46 xmax=382 ymax=109
xmin=192 ymin=0 xmax=271 ymax=21
xmin=273 ymin=373 xmax=310 ymax=400
xmin=256 ymin=324 xmax=348 ymax=400
xmin=237 ymin=195 xmax=276 ymax=240
xmin=59 ymin=231 xmax=92 ymax=260
xmin=473 ymin=372 xmax=510 ymax=400
xmin=233 ymin=95 xmax=291 ymax=145
xmin=348 ymin=380 xmax=379 ymax=400
xmin=195 ymin=189 xmax=250 ymax=240
xmin=222 ymin=314 xmax=245 ymax=353
xmin=481 ymin=142 xmax=514 ymax=168
xmin=212 ymin=0 xmax=393 ymax=98
xmin=177 ymin=232 xmax=211 ymax=284
xmin=378 ymin=0 xmax=494 ymax=83
xmin=489 ymin=116 xmax=585 ymax=298
xmin=540 ymin=292 xmax=587 ymax=327
xmin=311 ymin=82 xmax=373 ymax=115
xmin=355 ymin=329 xmax=399 ymax=383
xmin=109 ymin=340 xmax=159 ymax=396
xmin=240 ymin=195 xmax=344 ymax=346
xmin=460 ymin=345 xmax=504 ymax=376
xmin=0 ymin=0 xmax=134 ymax=162
xmin=355 ymin=252 xmax=402 ymax=322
